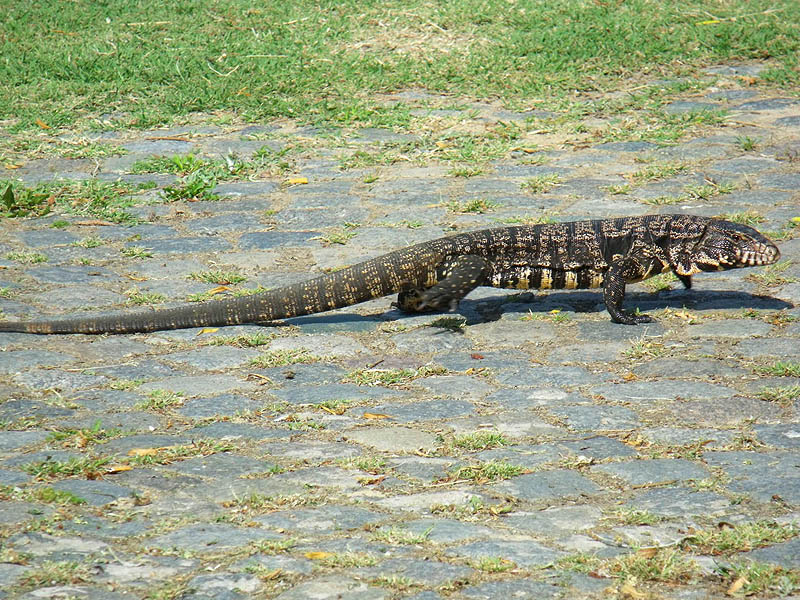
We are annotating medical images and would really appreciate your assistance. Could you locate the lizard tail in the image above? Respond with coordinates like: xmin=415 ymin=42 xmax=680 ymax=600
xmin=0 ymin=251 xmax=430 ymax=334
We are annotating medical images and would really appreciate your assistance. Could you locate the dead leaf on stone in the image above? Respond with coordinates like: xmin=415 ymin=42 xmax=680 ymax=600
xmin=727 ymin=575 xmax=747 ymax=595
xmin=362 ymin=412 xmax=393 ymax=420
xmin=304 ymin=551 xmax=334 ymax=560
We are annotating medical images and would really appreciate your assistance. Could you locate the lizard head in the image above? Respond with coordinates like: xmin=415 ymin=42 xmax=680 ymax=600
xmin=671 ymin=218 xmax=780 ymax=276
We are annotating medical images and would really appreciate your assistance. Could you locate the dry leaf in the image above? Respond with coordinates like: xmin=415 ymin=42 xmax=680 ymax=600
xmin=128 ymin=448 xmax=159 ymax=457
xmin=35 ymin=119 xmax=51 ymax=129
xmin=470 ymin=353 xmax=485 ymax=360
xmin=207 ymin=286 xmax=230 ymax=296
xmin=304 ymin=551 xmax=334 ymax=560
xmin=362 ymin=412 xmax=393 ymax=420
xmin=636 ymin=547 xmax=658 ymax=558
xmin=622 ymin=372 xmax=637 ymax=381
xmin=197 ymin=327 xmax=220 ymax=335
xmin=104 ymin=464 xmax=133 ymax=474
xmin=287 ymin=177 xmax=308 ymax=185
xmin=4 ymin=163 xmax=22 ymax=170
xmin=620 ymin=581 xmax=647 ymax=599
xmin=727 ymin=575 xmax=747 ymax=595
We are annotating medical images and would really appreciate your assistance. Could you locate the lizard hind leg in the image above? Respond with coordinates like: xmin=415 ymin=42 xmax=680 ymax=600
xmin=396 ymin=255 xmax=490 ymax=313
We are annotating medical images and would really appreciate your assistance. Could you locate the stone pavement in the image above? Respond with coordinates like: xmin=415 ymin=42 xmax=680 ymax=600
xmin=1 ymin=65 xmax=799 ymax=599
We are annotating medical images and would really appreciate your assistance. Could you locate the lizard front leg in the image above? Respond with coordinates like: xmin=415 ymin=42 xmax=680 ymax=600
xmin=396 ymin=255 xmax=490 ymax=313
xmin=603 ymin=258 xmax=655 ymax=325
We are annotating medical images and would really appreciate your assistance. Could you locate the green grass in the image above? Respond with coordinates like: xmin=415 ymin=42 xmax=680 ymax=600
xmin=451 ymin=431 xmax=509 ymax=451
xmin=2 ymin=1 xmax=797 ymax=132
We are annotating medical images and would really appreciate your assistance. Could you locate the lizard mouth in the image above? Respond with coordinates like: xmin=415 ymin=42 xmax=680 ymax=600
xmin=736 ymin=243 xmax=780 ymax=266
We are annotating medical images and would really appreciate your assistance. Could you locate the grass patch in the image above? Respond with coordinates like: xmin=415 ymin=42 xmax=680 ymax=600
xmin=4 ymin=1 xmax=798 ymax=132
xmin=521 ymin=173 xmax=562 ymax=193
xmin=371 ymin=526 xmax=432 ymax=545
xmin=250 ymin=349 xmax=326 ymax=368
xmin=755 ymin=361 xmax=800 ymax=377
xmin=188 ymin=270 xmax=247 ymax=285
xmin=126 ymin=289 xmax=167 ymax=305
xmin=610 ymin=548 xmax=700 ymax=584
xmin=720 ymin=210 xmax=766 ymax=226
xmin=344 ymin=365 xmax=447 ymax=386
xmin=758 ymin=385 xmax=800 ymax=405
xmin=452 ymin=431 xmax=509 ymax=451
xmin=18 ymin=561 xmax=93 ymax=588
xmin=682 ymin=521 xmax=797 ymax=555
xmin=748 ymin=260 xmax=797 ymax=288
xmin=447 ymin=198 xmax=500 ymax=214
xmin=136 ymin=389 xmax=185 ymax=411
xmin=4 ymin=250 xmax=48 ymax=264
xmin=630 ymin=161 xmax=688 ymax=182
xmin=23 ymin=456 xmax=111 ymax=479
xmin=715 ymin=561 xmax=800 ymax=597
xmin=448 ymin=460 xmax=523 ymax=483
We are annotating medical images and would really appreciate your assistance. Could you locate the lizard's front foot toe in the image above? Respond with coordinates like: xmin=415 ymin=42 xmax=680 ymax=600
xmin=612 ymin=312 xmax=655 ymax=325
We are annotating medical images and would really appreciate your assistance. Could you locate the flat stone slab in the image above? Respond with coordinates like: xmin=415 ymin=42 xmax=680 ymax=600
xmin=459 ymin=580 xmax=565 ymax=600
xmin=0 ymin=349 xmax=73 ymax=374
xmin=148 ymin=523 xmax=283 ymax=553
xmin=494 ymin=470 xmax=602 ymax=501
xmin=741 ymin=537 xmax=800 ymax=568
xmin=164 ymin=452 xmax=274 ymax=479
xmin=161 ymin=346 xmax=261 ymax=370
xmin=268 ymin=334 xmax=368 ymax=357
xmin=503 ymin=505 xmax=603 ymax=534
xmin=344 ymin=426 xmax=439 ymax=453
xmin=593 ymin=458 xmax=709 ymax=485
xmin=446 ymin=539 xmax=565 ymax=567
xmin=590 ymin=380 xmax=736 ymax=404
xmin=275 ymin=577 xmax=387 ymax=600
xmin=138 ymin=374 xmax=259 ymax=396
xmin=355 ymin=558 xmax=473 ymax=587
xmin=626 ymin=487 xmax=731 ymax=517
xmin=548 ymin=405 xmax=641 ymax=431
xmin=50 ymin=480 xmax=135 ymax=506
xmin=255 ymin=505 xmax=385 ymax=534
xmin=350 ymin=399 xmax=475 ymax=422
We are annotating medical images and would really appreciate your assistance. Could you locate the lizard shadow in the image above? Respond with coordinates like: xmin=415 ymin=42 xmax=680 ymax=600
xmin=477 ymin=289 xmax=793 ymax=322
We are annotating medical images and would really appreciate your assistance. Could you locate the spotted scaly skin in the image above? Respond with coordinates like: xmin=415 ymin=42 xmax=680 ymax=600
xmin=0 ymin=215 xmax=780 ymax=334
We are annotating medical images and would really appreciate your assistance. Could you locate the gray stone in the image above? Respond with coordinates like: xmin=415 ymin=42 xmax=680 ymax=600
xmin=590 ymin=380 xmax=735 ymax=404
xmin=686 ymin=319 xmax=772 ymax=338
xmin=179 ymin=393 xmax=268 ymax=419
xmin=495 ymin=469 xmax=601 ymax=501
xmin=0 ymin=563 xmax=30 ymax=586
xmin=595 ymin=141 xmax=660 ymax=152
xmin=706 ymin=90 xmax=759 ymax=101
xmin=754 ymin=424 xmax=800 ymax=448
xmin=189 ymin=421 xmax=294 ymax=440
xmin=125 ymin=236 xmax=232 ymax=254
xmin=233 ymin=554 xmax=313 ymax=576
xmin=741 ymin=537 xmax=800 ymax=568
xmin=182 ymin=213 xmax=263 ymax=234
xmin=626 ymin=487 xmax=730 ymax=517
xmin=633 ymin=357 xmax=746 ymax=379
xmin=704 ymin=451 xmax=800 ymax=503
xmin=663 ymin=101 xmax=720 ymax=114
xmin=138 ymin=374 xmax=259 ymax=396
xmin=50 ymin=480 xmax=134 ymax=506
xmin=476 ymin=444 xmax=562 ymax=469
xmin=25 ymin=264 xmax=120 ymax=284
xmin=503 ymin=505 xmax=603 ymax=534
xmin=7 ymin=531 xmax=109 ymax=558
xmin=708 ymin=157 xmax=780 ymax=174
xmin=271 ymin=382 xmax=398 ymax=405
xmin=82 ymin=360 xmax=181 ymax=382
xmin=670 ymin=396 xmax=784 ymax=426
xmin=260 ymin=441 xmax=362 ymax=460
xmin=593 ymin=458 xmax=709 ymax=485
xmin=391 ymin=518 xmax=495 ymax=543
xmin=212 ymin=181 xmax=279 ymax=197
xmin=0 ymin=430 xmax=49 ymax=452
xmin=774 ymin=115 xmax=800 ymax=127
xmin=122 ymin=139 xmax=194 ymax=154
xmin=757 ymin=173 xmax=800 ymax=190
xmin=184 ymin=572 xmax=262 ymax=598
xmin=0 ymin=469 xmax=32 ymax=485
xmin=0 ymin=501 xmax=55 ymax=526
xmin=17 ymin=229 xmax=79 ymax=247
xmin=345 ymin=426 xmax=439 ymax=453
xmin=447 ymin=539 xmax=564 ymax=567
xmin=641 ymin=427 xmax=736 ymax=448
xmin=14 ymin=368 xmax=108 ymax=391
xmin=255 ymin=505 xmax=385 ymax=534
xmin=549 ymin=405 xmax=641 ymax=432
xmin=460 ymin=580 xmax=564 ymax=599
xmin=736 ymin=98 xmax=800 ymax=111
xmin=557 ymin=436 xmax=639 ymax=459
xmin=355 ymin=558 xmax=473 ymax=587
xmin=351 ymin=399 xmax=474 ymax=423
xmin=495 ymin=365 xmax=607 ymax=387
xmin=148 ymin=523 xmax=282 ymax=553
xmin=161 ymin=346 xmax=261 ymax=370
xmin=165 ymin=452 xmax=274 ymax=479
xmin=392 ymin=327 xmax=474 ymax=354
xmin=274 ymin=577 xmax=386 ymax=600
